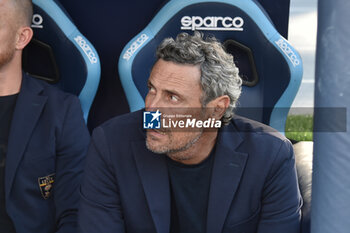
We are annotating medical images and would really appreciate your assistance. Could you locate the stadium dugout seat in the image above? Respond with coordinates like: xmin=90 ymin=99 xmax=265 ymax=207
xmin=118 ymin=0 xmax=310 ymax=232
xmin=22 ymin=0 xmax=101 ymax=122
xmin=118 ymin=0 xmax=303 ymax=133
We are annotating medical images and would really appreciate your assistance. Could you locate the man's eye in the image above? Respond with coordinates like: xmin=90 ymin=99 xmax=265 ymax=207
xmin=170 ymin=95 xmax=179 ymax=102
xmin=148 ymin=86 xmax=156 ymax=93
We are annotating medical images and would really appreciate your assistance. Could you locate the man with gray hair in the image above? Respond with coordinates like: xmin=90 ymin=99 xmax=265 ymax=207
xmin=79 ymin=32 xmax=302 ymax=233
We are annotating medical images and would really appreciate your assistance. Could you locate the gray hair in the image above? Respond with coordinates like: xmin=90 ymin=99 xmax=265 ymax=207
xmin=156 ymin=31 xmax=242 ymax=125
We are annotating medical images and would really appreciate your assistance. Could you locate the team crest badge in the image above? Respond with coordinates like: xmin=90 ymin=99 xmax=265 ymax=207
xmin=38 ymin=174 xmax=55 ymax=199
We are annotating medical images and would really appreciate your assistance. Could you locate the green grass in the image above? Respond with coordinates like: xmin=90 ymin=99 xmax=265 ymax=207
xmin=285 ymin=115 xmax=313 ymax=141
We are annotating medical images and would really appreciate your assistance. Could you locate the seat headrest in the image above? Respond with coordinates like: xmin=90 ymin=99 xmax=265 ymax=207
xmin=119 ymin=0 xmax=302 ymax=132
xmin=23 ymin=0 xmax=101 ymax=121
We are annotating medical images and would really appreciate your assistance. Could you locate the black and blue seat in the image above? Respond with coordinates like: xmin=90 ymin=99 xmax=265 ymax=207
xmin=118 ymin=0 xmax=302 ymax=133
xmin=23 ymin=0 xmax=101 ymax=122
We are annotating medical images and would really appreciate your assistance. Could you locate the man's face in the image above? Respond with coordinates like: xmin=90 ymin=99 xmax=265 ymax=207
xmin=145 ymin=59 xmax=206 ymax=158
xmin=0 ymin=0 xmax=18 ymax=69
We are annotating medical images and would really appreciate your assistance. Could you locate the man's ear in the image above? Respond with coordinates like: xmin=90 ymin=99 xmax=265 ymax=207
xmin=206 ymin=95 xmax=230 ymax=120
xmin=15 ymin=26 xmax=33 ymax=50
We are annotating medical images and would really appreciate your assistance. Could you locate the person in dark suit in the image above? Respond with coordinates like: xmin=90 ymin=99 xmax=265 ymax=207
xmin=0 ymin=0 xmax=90 ymax=232
xmin=78 ymin=32 xmax=302 ymax=233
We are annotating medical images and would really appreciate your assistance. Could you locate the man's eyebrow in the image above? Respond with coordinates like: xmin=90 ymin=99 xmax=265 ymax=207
xmin=164 ymin=89 xmax=182 ymax=97
xmin=147 ymin=80 xmax=154 ymax=87
xmin=148 ymin=79 xmax=184 ymax=97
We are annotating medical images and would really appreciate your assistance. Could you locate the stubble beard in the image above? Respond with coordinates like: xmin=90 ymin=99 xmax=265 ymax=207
xmin=0 ymin=48 xmax=15 ymax=70
xmin=146 ymin=128 xmax=203 ymax=161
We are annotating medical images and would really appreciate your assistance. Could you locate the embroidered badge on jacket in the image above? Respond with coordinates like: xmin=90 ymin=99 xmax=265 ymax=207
xmin=38 ymin=174 xmax=55 ymax=199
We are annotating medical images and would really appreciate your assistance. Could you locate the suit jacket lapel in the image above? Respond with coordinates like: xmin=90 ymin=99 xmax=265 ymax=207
xmin=132 ymin=139 xmax=170 ymax=233
xmin=5 ymin=74 xmax=47 ymax=198
xmin=206 ymin=123 xmax=248 ymax=233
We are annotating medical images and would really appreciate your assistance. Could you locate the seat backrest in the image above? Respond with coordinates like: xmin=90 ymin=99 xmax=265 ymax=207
xmin=22 ymin=0 xmax=101 ymax=122
xmin=118 ymin=0 xmax=303 ymax=132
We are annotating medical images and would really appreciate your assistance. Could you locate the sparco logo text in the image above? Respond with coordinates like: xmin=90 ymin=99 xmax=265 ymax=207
xmin=275 ymin=38 xmax=300 ymax=67
xmin=181 ymin=16 xmax=244 ymax=31
xmin=74 ymin=36 xmax=98 ymax=64
xmin=123 ymin=34 xmax=149 ymax=61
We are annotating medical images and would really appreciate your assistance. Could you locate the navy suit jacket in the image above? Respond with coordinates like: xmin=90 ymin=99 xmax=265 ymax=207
xmin=5 ymin=74 xmax=90 ymax=233
xmin=79 ymin=110 xmax=302 ymax=233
